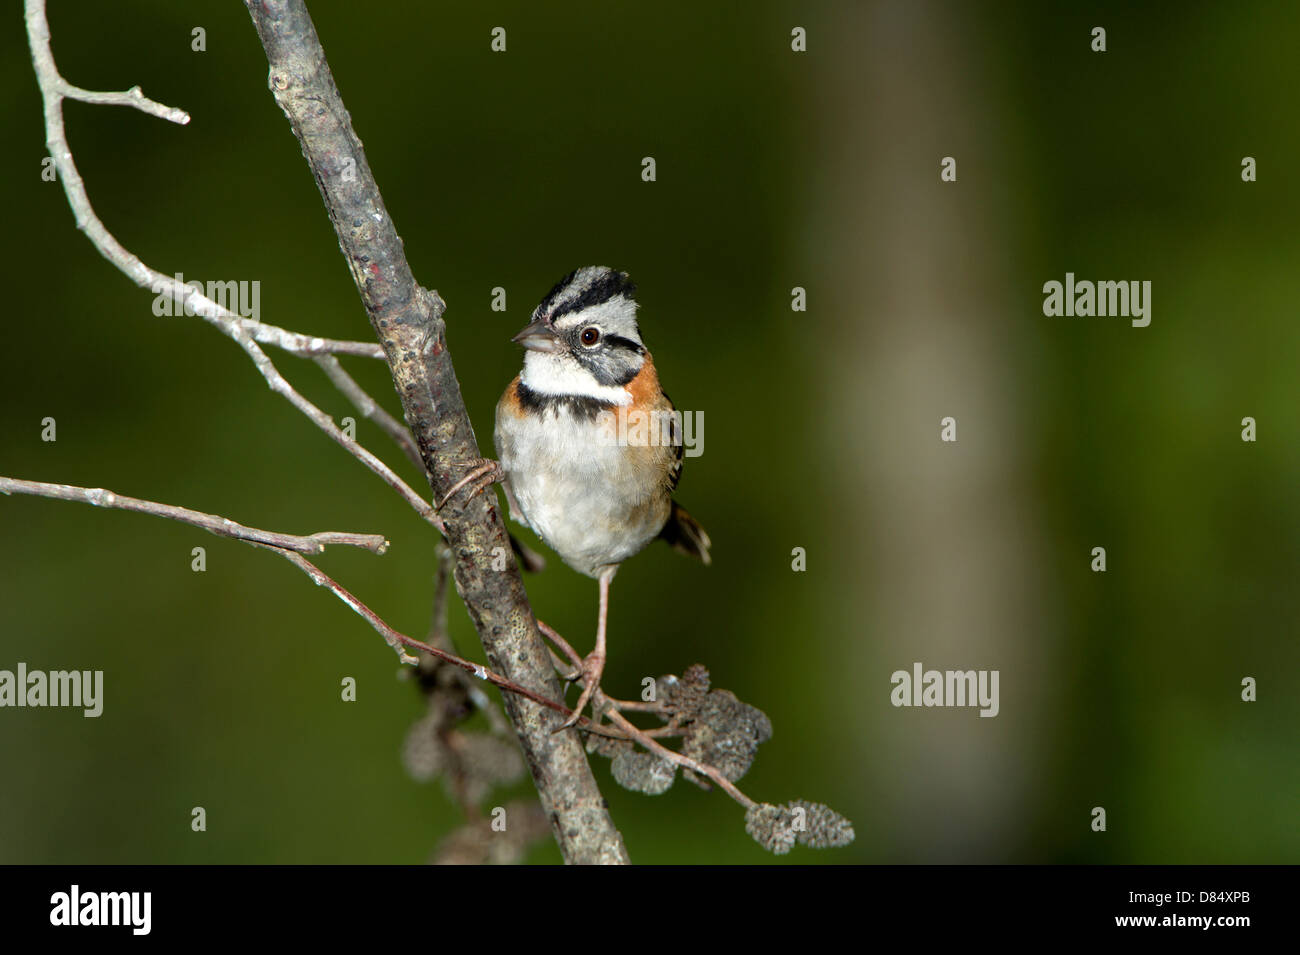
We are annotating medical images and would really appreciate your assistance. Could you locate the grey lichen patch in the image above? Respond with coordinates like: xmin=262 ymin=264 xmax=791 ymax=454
xmin=745 ymin=803 xmax=796 ymax=855
xmin=788 ymin=799 xmax=855 ymax=849
xmin=610 ymin=750 xmax=676 ymax=795
xmin=678 ymin=686 xmax=772 ymax=783
xmin=660 ymin=663 xmax=710 ymax=718
xmin=744 ymin=800 xmax=856 ymax=855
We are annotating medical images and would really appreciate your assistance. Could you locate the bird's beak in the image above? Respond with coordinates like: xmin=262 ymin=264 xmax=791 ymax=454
xmin=511 ymin=316 xmax=562 ymax=352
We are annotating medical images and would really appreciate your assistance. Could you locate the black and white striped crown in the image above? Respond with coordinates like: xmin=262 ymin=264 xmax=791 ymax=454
xmin=535 ymin=266 xmax=637 ymax=323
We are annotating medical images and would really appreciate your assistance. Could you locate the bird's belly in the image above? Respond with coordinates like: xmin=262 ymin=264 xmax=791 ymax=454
xmin=496 ymin=413 xmax=668 ymax=577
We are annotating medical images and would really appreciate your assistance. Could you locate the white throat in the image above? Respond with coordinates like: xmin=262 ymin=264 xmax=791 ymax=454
xmin=521 ymin=352 xmax=632 ymax=405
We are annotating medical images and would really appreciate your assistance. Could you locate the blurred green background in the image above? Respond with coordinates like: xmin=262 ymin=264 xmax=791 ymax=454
xmin=0 ymin=0 xmax=1295 ymax=863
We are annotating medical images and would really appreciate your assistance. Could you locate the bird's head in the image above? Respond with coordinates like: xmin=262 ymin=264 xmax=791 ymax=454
xmin=513 ymin=266 xmax=646 ymax=403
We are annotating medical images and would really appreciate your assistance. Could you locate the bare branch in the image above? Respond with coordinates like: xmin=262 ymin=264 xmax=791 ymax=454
xmin=230 ymin=330 xmax=444 ymax=533
xmin=22 ymin=0 xmax=435 ymax=538
xmin=0 ymin=470 xmax=584 ymax=723
xmin=26 ymin=1 xmax=378 ymax=360
xmin=314 ymin=355 xmax=424 ymax=472
xmin=24 ymin=3 xmax=377 ymax=362
xmin=254 ymin=328 xmax=384 ymax=360
xmin=23 ymin=1 xmax=190 ymax=127
xmin=61 ymin=82 xmax=191 ymax=125
xmin=0 ymin=476 xmax=388 ymax=555
xmin=4 ymin=463 xmax=762 ymax=820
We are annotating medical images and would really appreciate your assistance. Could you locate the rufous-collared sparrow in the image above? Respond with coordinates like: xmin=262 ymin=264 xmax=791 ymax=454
xmin=442 ymin=266 xmax=710 ymax=726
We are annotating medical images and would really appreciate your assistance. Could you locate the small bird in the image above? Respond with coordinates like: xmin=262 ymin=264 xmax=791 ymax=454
xmin=442 ymin=266 xmax=710 ymax=726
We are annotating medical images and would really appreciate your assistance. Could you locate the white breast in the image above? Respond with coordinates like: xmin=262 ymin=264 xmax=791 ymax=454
xmin=495 ymin=403 xmax=668 ymax=578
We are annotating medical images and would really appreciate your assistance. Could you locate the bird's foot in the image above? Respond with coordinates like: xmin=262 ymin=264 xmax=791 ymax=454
xmin=557 ymin=650 xmax=606 ymax=730
xmin=435 ymin=458 xmax=503 ymax=512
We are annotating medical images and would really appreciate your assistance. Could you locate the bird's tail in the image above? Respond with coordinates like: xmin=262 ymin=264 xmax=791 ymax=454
xmin=660 ymin=501 xmax=712 ymax=565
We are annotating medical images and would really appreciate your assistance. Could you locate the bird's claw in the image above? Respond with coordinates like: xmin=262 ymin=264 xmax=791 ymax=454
xmin=556 ymin=652 xmax=606 ymax=731
xmin=436 ymin=458 xmax=503 ymax=512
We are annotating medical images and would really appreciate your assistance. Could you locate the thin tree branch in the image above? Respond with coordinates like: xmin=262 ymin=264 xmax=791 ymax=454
xmin=25 ymin=1 xmax=379 ymax=363
xmin=22 ymin=0 xmax=437 ymax=538
xmin=0 ymin=469 xmax=574 ymax=719
xmin=27 ymin=2 xmax=378 ymax=360
xmin=230 ymin=328 xmax=444 ymax=533
xmin=314 ymin=354 xmax=425 ymax=472
xmin=245 ymin=0 xmax=629 ymax=864
xmin=266 ymin=547 xmax=576 ymax=714
xmin=3 ymin=470 xmax=756 ymax=811
xmin=60 ymin=82 xmax=190 ymax=124
xmin=0 ymin=477 xmax=388 ymax=555
xmin=253 ymin=329 xmax=384 ymax=360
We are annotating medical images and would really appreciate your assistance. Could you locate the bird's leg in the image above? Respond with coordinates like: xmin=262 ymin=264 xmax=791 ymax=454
xmin=435 ymin=458 xmax=503 ymax=512
xmin=558 ymin=566 xmax=617 ymax=729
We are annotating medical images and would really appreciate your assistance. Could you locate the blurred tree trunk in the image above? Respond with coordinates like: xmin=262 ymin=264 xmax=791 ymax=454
xmin=806 ymin=0 xmax=1056 ymax=860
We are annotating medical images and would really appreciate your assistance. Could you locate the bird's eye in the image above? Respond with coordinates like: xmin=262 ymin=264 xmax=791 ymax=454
xmin=580 ymin=327 xmax=601 ymax=346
